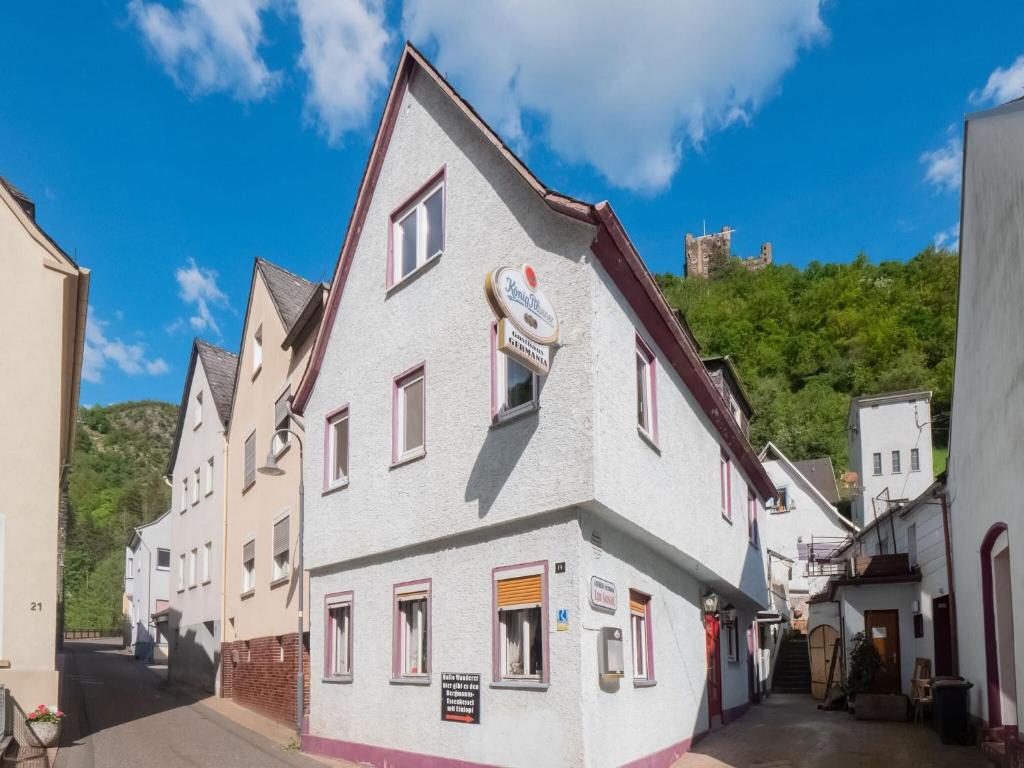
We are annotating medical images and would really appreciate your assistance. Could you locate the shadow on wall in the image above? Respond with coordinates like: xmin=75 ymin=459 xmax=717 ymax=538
xmin=167 ymin=608 xmax=219 ymax=694
xmin=465 ymin=414 xmax=538 ymax=518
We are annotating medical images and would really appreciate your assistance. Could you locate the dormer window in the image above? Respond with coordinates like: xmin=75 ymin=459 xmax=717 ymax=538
xmin=253 ymin=325 xmax=263 ymax=376
xmin=388 ymin=171 xmax=445 ymax=288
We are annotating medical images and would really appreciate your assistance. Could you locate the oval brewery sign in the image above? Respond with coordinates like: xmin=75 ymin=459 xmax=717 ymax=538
xmin=485 ymin=264 xmax=559 ymax=346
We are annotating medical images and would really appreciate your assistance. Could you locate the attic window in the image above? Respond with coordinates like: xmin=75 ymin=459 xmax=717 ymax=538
xmin=389 ymin=170 xmax=445 ymax=288
xmin=253 ymin=325 xmax=263 ymax=376
xmin=194 ymin=391 xmax=203 ymax=429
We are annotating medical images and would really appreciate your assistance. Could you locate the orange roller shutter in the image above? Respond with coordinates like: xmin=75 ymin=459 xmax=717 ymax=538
xmin=497 ymin=574 xmax=543 ymax=608
xmin=629 ymin=590 xmax=647 ymax=616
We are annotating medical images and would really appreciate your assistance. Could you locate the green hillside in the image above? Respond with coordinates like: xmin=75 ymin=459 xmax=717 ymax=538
xmin=657 ymin=246 xmax=958 ymax=471
xmin=64 ymin=400 xmax=177 ymax=630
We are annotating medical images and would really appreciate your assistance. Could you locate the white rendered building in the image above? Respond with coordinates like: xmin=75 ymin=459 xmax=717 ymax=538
xmin=847 ymin=390 xmax=934 ymax=527
xmin=166 ymin=339 xmax=237 ymax=691
xmin=947 ymin=96 xmax=1023 ymax=753
xmin=125 ymin=510 xmax=172 ymax=660
xmin=291 ymin=44 xmax=776 ymax=768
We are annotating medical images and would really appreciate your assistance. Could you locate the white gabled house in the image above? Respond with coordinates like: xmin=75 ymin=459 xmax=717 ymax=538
xmin=290 ymin=44 xmax=777 ymax=768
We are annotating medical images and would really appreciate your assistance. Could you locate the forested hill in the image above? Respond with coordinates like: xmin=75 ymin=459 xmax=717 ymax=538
xmin=657 ymin=246 xmax=958 ymax=471
xmin=65 ymin=401 xmax=177 ymax=629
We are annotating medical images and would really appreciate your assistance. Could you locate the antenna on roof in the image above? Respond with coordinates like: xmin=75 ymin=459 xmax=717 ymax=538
xmin=702 ymin=219 xmax=706 ymax=237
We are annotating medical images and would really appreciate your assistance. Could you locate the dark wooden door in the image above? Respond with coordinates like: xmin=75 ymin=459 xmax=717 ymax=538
xmin=865 ymin=610 xmax=902 ymax=693
xmin=704 ymin=614 xmax=723 ymax=725
xmin=933 ymin=596 xmax=954 ymax=676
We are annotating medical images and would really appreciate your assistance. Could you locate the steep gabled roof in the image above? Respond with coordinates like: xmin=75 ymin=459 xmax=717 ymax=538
xmin=759 ymin=442 xmax=857 ymax=532
xmin=792 ymin=457 xmax=840 ymax=505
xmin=256 ymin=258 xmax=320 ymax=334
xmin=166 ymin=338 xmax=237 ymax=476
xmin=291 ymin=42 xmax=777 ymax=503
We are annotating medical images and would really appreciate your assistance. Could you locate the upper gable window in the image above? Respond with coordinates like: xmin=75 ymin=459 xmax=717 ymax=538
xmin=253 ymin=325 xmax=263 ymax=376
xmin=389 ymin=171 xmax=445 ymax=288
xmin=194 ymin=391 xmax=203 ymax=429
xmin=636 ymin=335 xmax=658 ymax=447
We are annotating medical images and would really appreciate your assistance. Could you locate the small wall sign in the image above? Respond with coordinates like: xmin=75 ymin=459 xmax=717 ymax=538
xmin=589 ymin=576 xmax=617 ymax=613
xmin=557 ymin=608 xmax=569 ymax=631
xmin=497 ymin=318 xmax=550 ymax=375
xmin=441 ymin=673 xmax=481 ymax=725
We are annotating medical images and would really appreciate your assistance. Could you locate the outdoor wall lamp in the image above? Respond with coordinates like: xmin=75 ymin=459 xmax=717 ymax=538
xmin=702 ymin=591 xmax=720 ymax=615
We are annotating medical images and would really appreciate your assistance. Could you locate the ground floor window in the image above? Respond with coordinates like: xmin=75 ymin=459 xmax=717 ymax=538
xmin=724 ymin=617 xmax=740 ymax=663
xmin=630 ymin=589 xmax=653 ymax=680
xmin=325 ymin=594 xmax=352 ymax=678
xmin=494 ymin=566 xmax=547 ymax=682
xmin=394 ymin=582 xmax=430 ymax=678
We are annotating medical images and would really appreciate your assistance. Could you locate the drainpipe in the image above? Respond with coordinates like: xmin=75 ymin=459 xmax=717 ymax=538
xmin=938 ymin=486 xmax=959 ymax=675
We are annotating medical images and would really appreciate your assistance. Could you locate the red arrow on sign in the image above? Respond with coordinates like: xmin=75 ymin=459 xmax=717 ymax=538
xmin=444 ymin=714 xmax=475 ymax=723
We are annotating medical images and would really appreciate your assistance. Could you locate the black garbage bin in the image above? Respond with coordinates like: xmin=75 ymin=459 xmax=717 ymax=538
xmin=932 ymin=677 xmax=974 ymax=745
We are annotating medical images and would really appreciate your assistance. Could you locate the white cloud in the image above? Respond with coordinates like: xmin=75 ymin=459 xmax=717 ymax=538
xmin=174 ymin=257 xmax=230 ymax=336
xmin=129 ymin=0 xmax=280 ymax=102
xmin=403 ymin=1 xmax=827 ymax=193
xmin=293 ymin=0 xmax=392 ymax=145
xmin=933 ymin=223 xmax=960 ymax=251
xmin=971 ymin=55 xmax=1024 ymax=106
xmin=920 ymin=135 xmax=962 ymax=193
xmin=83 ymin=307 xmax=170 ymax=384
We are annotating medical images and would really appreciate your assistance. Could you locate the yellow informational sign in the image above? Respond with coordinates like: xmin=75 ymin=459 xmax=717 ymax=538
xmin=497 ymin=318 xmax=550 ymax=376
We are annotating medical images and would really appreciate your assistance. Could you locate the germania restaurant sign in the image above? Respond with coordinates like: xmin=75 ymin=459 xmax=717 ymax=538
xmin=486 ymin=264 xmax=559 ymax=376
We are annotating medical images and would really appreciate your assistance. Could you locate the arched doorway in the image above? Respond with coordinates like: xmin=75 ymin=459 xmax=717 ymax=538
xmin=808 ymin=624 xmax=841 ymax=699
xmin=981 ymin=523 xmax=1018 ymax=729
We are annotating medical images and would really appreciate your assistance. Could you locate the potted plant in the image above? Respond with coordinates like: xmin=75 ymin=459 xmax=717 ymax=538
xmin=26 ymin=704 xmax=64 ymax=747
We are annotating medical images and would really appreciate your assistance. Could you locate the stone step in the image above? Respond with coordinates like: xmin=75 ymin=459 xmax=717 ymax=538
xmin=980 ymin=739 xmax=1005 ymax=766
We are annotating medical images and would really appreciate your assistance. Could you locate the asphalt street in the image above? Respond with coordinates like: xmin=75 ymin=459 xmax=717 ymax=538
xmin=53 ymin=639 xmax=326 ymax=768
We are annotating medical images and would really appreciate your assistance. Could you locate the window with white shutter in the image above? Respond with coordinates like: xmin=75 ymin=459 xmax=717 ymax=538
xmin=272 ymin=387 xmax=291 ymax=454
xmin=242 ymin=539 xmax=256 ymax=593
xmin=272 ymin=516 xmax=289 ymax=581
xmin=243 ymin=430 xmax=256 ymax=490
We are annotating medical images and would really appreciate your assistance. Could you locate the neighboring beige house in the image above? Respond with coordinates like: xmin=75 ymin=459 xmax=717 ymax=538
xmin=0 ymin=177 xmax=89 ymax=708
xmin=221 ymin=259 xmax=324 ymax=724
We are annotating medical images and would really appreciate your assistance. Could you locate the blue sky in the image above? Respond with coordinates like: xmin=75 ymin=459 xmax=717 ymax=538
xmin=2 ymin=1 xmax=1022 ymax=406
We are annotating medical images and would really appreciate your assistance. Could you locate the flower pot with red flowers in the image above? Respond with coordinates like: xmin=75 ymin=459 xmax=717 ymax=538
xmin=26 ymin=705 xmax=64 ymax=747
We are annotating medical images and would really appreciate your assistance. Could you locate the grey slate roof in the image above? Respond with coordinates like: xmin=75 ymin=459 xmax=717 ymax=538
xmin=792 ymin=457 xmax=840 ymax=504
xmin=257 ymin=258 xmax=319 ymax=332
xmin=195 ymin=339 xmax=238 ymax=427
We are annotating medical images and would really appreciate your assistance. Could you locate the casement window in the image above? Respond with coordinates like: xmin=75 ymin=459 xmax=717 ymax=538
xmin=194 ymin=391 xmax=203 ymax=428
xmin=252 ymin=325 xmax=263 ymax=375
xmin=192 ymin=468 xmax=200 ymax=505
xmin=910 ymin=448 xmax=920 ymax=472
xmin=491 ymin=323 xmax=538 ymax=421
xmin=891 ymin=450 xmax=901 ymax=474
xmin=635 ymin=336 xmax=658 ymax=444
xmin=392 ymin=364 xmax=426 ymax=464
xmin=242 ymin=539 xmax=256 ymax=593
xmin=272 ymin=515 xmax=290 ymax=582
xmin=724 ymin=618 xmax=740 ymax=663
xmin=494 ymin=564 xmax=548 ymax=683
xmin=720 ymin=450 xmax=732 ymax=522
xmin=747 ymin=491 xmax=758 ymax=546
xmin=872 ymin=452 xmax=882 ymax=476
xmin=156 ymin=548 xmax=171 ymax=570
xmin=773 ymin=486 xmax=789 ymax=514
xmin=907 ymin=523 xmax=918 ymax=567
xmin=325 ymin=593 xmax=353 ymax=679
xmin=272 ymin=386 xmax=291 ymax=455
xmin=389 ymin=171 xmax=445 ymax=287
xmin=205 ymin=457 xmax=214 ymax=496
xmin=180 ymin=477 xmax=188 ymax=513
xmin=325 ymin=406 xmax=350 ymax=490
xmin=629 ymin=590 xmax=654 ymax=682
xmin=393 ymin=581 xmax=430 ymax=679
xmin=188 ymin=548 xmax=197 ymax=588
xmin=177 ymin=554 xmax=185 ymax=591
xmin=126 ymin=555 xmax=133 ymax=578
xmin=202 ymin=542 xmax=212 ymax=584
xmin=243 ymin=430 xmax=256 ymax=490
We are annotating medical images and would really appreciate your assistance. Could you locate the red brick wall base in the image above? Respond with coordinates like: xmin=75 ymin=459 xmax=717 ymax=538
xmin=221 ymin=632 xmax=309 ymax=726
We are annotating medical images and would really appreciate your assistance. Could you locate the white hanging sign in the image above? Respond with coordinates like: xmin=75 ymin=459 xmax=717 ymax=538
xmin=485 ymin=264 xmax=560 ymax=346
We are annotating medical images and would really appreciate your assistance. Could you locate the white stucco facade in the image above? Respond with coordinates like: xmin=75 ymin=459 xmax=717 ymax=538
xmin=848 ymin=391 xmax=934 ymax=528
xmin=948 ymin=100 xmax=1024 ymax=737
xmin=167 ymin=342 xmax=233 ymax=691
xmin=126 ymin=510 xmax=172 ymax=659
xmin=296 ymin=47 xmax=772 ymax=768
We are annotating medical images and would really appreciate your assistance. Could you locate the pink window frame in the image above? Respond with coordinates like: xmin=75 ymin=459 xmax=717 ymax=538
xmin=492 ymin=560 xmax=550 ymax=684
xmin=386 ymin=166 xmax=447 ymax=290
xmin=323 ymin=590 xmax=353 ymax=679
xmin=631 ymin=589 xmax=656 ymax=683
xmin=322 ymin=403 xmax=350 ymax=492
xmin=720 ymin=450 xmax=732 ymax=522
xmin=391 ymin=361 xmax=426 ymax=466
xmin=490 ymin=320 xmax=539 ymax=421
xmin=391 ymin=578 xmax=432 ymax=679
xmin=747 ymin=489 xmax=758 ymax=546
xmin=635 ymin=334 xmax=659 ymax=446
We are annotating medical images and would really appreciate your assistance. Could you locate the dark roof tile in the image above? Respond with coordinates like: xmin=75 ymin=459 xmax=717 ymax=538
xmin=792 ymin=457 xmax=840 ymax=504
xmin=257 ymin=258 xmax=318 ymax=332
xmin=195 ymin=339 xmax=238 ymax=426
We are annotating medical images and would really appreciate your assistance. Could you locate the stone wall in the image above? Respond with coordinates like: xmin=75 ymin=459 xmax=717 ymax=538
xmin=221 ymin=632 xmax=309 ymax=725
